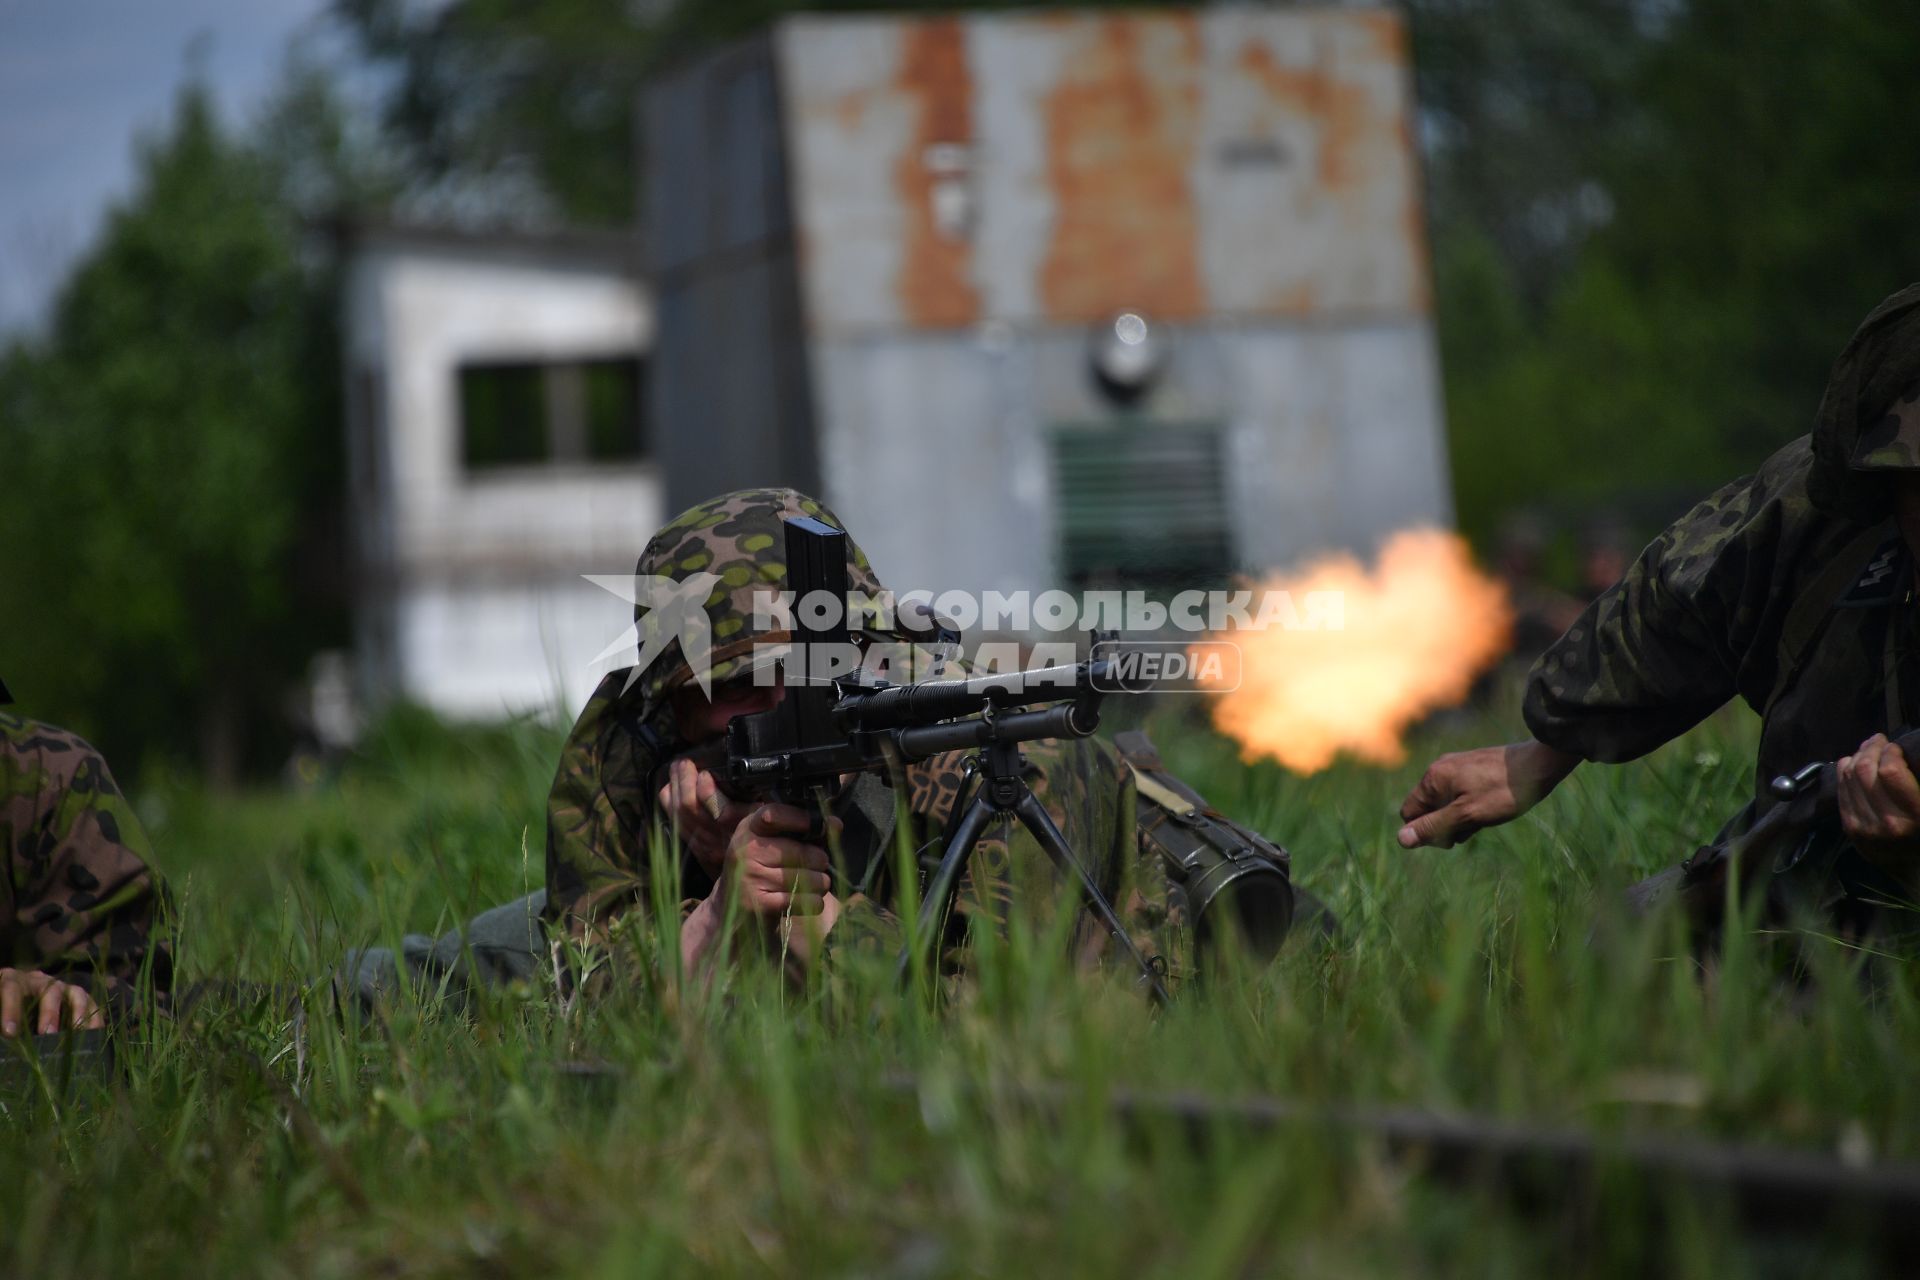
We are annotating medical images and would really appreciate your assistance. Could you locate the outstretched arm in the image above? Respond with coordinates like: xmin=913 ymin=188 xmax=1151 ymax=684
xmin=1396 ymin=740 xmax=1582 ymax=849
xmin=1401 ymin=457 xmax=1797 ymax=849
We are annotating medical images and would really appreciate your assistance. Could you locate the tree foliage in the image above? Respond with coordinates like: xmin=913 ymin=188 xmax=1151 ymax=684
xmin=331 ymin=0 xmax=1183 ymax=225
xmin=0 ymin=86 xmax=345 ymax=778
xmin=1418 ymin=0 xmax=1920 ymax=547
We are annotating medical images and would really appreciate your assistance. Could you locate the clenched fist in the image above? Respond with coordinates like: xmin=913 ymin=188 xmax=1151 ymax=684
xmin=719 ymin=802 xmax=842 ymax=918
xmin=1838 ymin=733 xmax=1920 ymax=884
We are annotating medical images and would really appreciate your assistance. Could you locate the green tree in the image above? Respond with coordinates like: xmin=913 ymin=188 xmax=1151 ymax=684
xmin=334 ymin=0 xmax=660 ymax=224
xmin=333 ymin=0 xmax=1183 ymax=225
xmin=0 ymin=84 xmax=344 ymax=779
xmin=1436 ymin=0 xmax=1920 ymax=550
xmin=1406 ymin=0 xmax=1652 ymax=307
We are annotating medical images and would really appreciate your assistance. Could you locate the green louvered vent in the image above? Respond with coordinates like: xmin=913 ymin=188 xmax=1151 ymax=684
xmin=1051 ymin=422 xmax=1234 ymax=586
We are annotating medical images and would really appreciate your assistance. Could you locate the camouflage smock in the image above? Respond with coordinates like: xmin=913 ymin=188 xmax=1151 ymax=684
xmin=1524 ymin=285 xmax=1920 ymax=906
xmin=0 ymin=712 xmax=173 ymax=1013
xmin=543 ymin=488 xmax=1189 ymax=990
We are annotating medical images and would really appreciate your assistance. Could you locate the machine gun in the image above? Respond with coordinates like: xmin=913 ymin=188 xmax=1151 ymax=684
xmin=699 ymin=515 xmax=1171 ymax=1003
xmin=1632 ymin=727 xmax=1920 ymax=924
xmin=707 ymin=516 xmax=1128 ymax=799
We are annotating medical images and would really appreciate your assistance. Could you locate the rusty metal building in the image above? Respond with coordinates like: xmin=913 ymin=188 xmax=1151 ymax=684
xmin=645 ymin=6 xmax=1448 ymax=598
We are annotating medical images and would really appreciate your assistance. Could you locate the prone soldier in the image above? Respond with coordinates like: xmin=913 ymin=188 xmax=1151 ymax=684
xmin=344 ymin=488 xmax=1301 ymax=1006
xmin=548 ymin=488 xmax=1300 ymax=992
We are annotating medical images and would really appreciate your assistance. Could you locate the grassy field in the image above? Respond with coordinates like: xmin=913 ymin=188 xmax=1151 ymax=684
xmin=3 ymin=685 xmax=1915 ymax=1278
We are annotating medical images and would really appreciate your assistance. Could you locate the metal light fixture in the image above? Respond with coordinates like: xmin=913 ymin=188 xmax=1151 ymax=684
xmin=1089 ymin=310 xmax=1165 ymax=405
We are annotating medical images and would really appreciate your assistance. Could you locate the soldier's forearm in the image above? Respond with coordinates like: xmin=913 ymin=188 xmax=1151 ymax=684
xmin=777 ymin=893 xmax=841 ymax=971
xmin=1509 ymin=739 xmax=1582 ymax=811
xmin=679 ymin=893 xmax=726 ymax=977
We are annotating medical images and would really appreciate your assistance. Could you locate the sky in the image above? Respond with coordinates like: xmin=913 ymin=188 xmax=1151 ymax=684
xmin=0 ymin=0 xmax=334 ymax=335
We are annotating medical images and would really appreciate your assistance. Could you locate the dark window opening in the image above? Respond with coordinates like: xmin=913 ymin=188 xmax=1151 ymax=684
xmin=460 ymin=362 xmax=547 ymax=469
xmin=584 ymin=357 xmax=647 ymax=462
xmin=458 ymin=356 xmax=647 ymax=473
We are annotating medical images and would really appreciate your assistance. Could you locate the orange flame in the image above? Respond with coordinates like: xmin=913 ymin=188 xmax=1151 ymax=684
xmin=1195 ymin=529 xmax=1512 ymax=773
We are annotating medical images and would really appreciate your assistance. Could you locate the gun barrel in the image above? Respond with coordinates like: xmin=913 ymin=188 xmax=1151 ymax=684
xmin=846 ymin=656 xmax=1124 ymax=730
xmin=891 ymin=701 xmax=1097 ymax=762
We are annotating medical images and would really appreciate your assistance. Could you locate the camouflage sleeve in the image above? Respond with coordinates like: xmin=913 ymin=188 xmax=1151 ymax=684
xmin=1 ymin=715 xmax=172 ymax=1013
xmin=543 ymin=674 xmax=666 ymax=949
xmin=1523 ymin=458 xmax=1791 ymax=763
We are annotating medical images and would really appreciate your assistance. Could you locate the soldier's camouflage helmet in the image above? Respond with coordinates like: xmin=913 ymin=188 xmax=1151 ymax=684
xmin=630 ymin=487 xmax=946 ymax=707
xmin=1813 ymin=284 xmax=1920 ymax=490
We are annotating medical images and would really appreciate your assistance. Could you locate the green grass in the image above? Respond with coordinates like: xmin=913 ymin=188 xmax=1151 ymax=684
xmin=3 ymin=687 xmax=1915 ymax=1278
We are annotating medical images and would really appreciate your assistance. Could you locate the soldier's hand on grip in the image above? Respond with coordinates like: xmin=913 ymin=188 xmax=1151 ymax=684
xmin=659 ymin=756 xmax=754 ymax=877
xmin=720 ymin=803 xmax=843 ymax=918
xmin=1837 ymin=733 xmax=1920 ymax=874
xmin=1397 ymin=741 xmax=1579 ymax=849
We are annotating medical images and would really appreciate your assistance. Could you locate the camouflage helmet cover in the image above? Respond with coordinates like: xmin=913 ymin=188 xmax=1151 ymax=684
xmin=1811 ymin=284 xmax=1920 ymax=497
xmin=631 ymin=487 xmax=923 ymax=706
xmin=1852 ymin=379 xmax=1920 ymax=471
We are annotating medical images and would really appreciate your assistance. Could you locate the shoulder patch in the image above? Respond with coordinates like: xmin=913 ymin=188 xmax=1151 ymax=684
xmin=1835 ymin=536 xmax=1908 ymax=607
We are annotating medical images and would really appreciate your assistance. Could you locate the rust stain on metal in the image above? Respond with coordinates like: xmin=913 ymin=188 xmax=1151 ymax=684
xmin=1365 ymin=13 xmax=1435 ymax=315
xmin=1271 ymin=281 xmax=1317 ymax=313
xmin=1233 ymin=39 xmax=1372 ymax=193
xmin=832 ymin=88 xmax=870 ymax=134
xmin=894 ymin=18 xmax=980 ymax=328
xmin=1354 ymin=9 xmax=1409 ymax=65
xmin=1038 ymin=15 xmax=1206 ymax=323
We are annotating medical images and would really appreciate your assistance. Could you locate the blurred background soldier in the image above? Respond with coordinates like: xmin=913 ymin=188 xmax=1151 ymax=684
xmin=1397 ymin=285 xmax=1920 ymax=944
xmin=1 ymin=676 xmax=172 ymax=1034
xmin=1576 ymin=516 xmax=1637 ymax=608
xmin=1491 ymin=513 xmax=1587 ymax=666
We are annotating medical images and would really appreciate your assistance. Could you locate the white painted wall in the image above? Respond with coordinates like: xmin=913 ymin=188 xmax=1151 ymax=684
xmin=344 ymin=236 xmax=661 ymax=719
xmin=392 ymin=578 xmax=640 ymax=721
